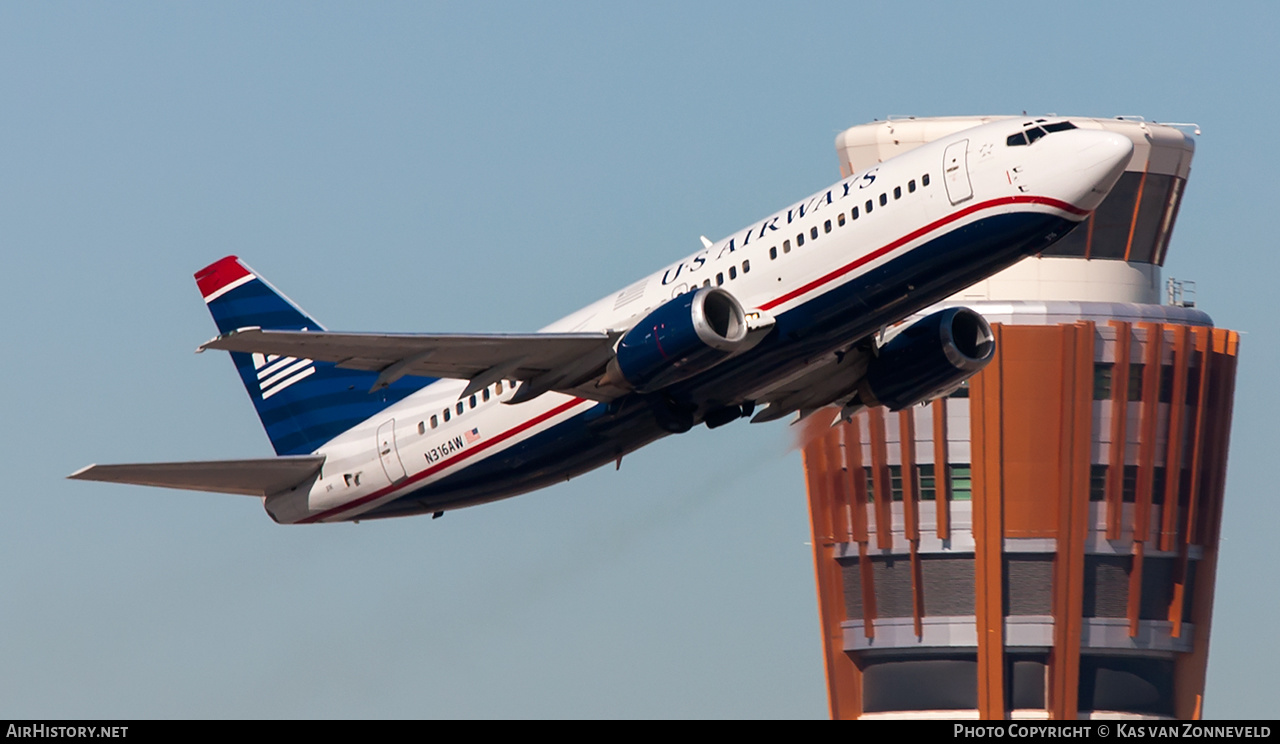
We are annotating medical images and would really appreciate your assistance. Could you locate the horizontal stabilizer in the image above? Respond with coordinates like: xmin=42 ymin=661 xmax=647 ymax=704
xmin=68 ymin=456 xmax=326 ymax=497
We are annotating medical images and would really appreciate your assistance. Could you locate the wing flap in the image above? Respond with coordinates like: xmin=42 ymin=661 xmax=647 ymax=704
xmin=68 ymin=456 xmax=326 ymax=497
xmin=749 ymin=346 xmax=873 ymax=423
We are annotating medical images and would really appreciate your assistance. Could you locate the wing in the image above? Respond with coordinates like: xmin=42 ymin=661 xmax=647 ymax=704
xmin=198 ymin=328 xmax=624 ymax=403
xmin=68 ymin=456 xmax=326 ymax=497
xmin=749 ymin=345 xmax=873 ymax=423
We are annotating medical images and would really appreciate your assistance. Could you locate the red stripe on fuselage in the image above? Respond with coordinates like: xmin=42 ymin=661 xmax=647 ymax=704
xmin=297 ymin=195 xmax=1084 ymax=522
xmin=195 ymin=256 xmax=252 ymax=300
xmin=758 ymin=195 xmax=1084 ymax=312
xmin=298 ymin=397 xmax=590 ymax=523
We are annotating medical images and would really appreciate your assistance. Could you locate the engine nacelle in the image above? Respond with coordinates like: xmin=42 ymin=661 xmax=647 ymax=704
xmin=609 ymin=287 xmax=749 ymax=393
xmin=858 ymin=307 xmax=995 ymax=411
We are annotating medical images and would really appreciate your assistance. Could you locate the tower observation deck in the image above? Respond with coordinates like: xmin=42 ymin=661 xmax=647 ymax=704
xmin=802 ymin=116 xmax=1239 ymax=720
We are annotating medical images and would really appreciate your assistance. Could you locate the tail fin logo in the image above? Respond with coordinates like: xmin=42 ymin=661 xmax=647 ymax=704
xmin=253 ymin=353 xmax=316 ymax=400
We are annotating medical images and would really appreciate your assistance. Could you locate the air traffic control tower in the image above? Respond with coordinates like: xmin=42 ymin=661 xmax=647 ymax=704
xmin=801 ymin=116 xmax=1240 ymax=719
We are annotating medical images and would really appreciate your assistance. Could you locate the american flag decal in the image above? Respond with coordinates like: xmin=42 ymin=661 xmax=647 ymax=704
xmin=464 ymin=427 xmax=481 ymax=444
xmin=253 ymin=353 xmax=315 ymax=400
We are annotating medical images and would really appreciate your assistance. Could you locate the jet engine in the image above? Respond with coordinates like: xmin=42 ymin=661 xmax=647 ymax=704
xmin=857 ymin=307 xmax=995 ymax=411
xmin=606 ymin=287 xmax=750 ymax=393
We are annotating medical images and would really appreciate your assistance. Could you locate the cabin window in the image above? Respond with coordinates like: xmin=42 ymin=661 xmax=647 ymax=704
xmin=443 ymin=409 xmax=451 ymax=422
xmin=879 ymin=193 xmax=888 ymax=206
xmin=809 ymin=226 xmax=817 ymax=240
xmin=728 ymin=266 xmax=737 ymax=280
xmin=783 ymin=239 xmax=791 ymax=253
xmin=430 ymin=414 xmax=439 ymax=429
xmin=769 ymin=246 xmax=777 ymax=260
xmin=456 ymin=401 xmax=464 ymax=415
xmin=469 ymin=394 xmax=477 ymax=409
xmin=483 ymin=388 xmax=491 ymax=402
xmin=418 ymin=421 xmax=426 ymax=435
xmin=908 ymin=179 xmax=916 ymax=193
xmin=837 ymin=213 xmax=845 ymax=227
xmin=495 ymin=381 xmax=503 ymax=395
xmin=742 ymin=259 xmax=750 ymax=273
xmin=824 ymin=219 xmax=832 ymax=233
xmin=865 ymin=200 xmax=873 ymax=213
xmin=922 ymin=173 xmax=931 ymax=186
xmin=703 ymin=278 xmax=711 ymax=287
xmin=716 ymin=272 xmax=724 ymax=285
xmin=894 ymin=186 xmax=902 ymax=200
xmin=796 ymin=233 xmax=805 ymax=247
xmin=851 ymin=206 xmax=859 ymax=220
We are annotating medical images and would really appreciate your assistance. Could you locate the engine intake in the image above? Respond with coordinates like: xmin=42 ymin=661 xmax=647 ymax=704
xmin=609 ymin=287 xmax=749 ymax=393
xmin=858 ymin=307 xmax=995 ymax=410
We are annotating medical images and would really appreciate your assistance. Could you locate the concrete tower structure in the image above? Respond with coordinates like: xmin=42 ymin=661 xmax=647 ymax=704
xmin=802 ymin=116 xmax=1239 ymax=719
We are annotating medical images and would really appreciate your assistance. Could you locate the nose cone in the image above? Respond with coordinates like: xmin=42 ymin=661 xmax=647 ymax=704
xmin=1071 ymin=130 xmax=1134 ymax=212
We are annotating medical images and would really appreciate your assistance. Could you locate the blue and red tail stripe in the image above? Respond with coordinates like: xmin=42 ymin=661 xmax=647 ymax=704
xmin=195 ymin=256 xmax=436 ymax=456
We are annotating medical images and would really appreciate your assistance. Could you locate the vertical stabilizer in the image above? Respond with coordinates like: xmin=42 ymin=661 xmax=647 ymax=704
xmin=195 ymin=256 xmax=433 ymax=455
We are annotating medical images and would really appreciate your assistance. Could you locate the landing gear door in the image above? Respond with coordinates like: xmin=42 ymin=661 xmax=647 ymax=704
xmin=943 ymin=139 xmax=973 ymax=205
xmin=376 ymin=419 xmax=407 ymax=484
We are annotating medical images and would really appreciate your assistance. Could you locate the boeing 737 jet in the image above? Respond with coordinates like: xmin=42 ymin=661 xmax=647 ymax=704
xmin=71 ymin=118 xmax=1133 ymax=524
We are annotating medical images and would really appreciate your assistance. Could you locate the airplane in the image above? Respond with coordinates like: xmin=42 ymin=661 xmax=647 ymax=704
xmin=70 ymin=118 xmax=1133 ymax=524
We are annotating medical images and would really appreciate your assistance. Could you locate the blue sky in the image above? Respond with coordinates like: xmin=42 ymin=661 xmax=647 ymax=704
xmin=2 ymin=2 xmax=1276 ymax=718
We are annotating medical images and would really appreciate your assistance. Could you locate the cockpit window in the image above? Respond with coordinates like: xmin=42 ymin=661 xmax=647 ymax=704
xmin=1007 ymin=120 xmax=1077 ymax=147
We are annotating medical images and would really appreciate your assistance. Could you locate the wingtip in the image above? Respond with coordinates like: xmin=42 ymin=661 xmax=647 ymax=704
xmin=196 ymin=326 xmax=262 ymax=354
xmin=67 ymin=464 xmax=98 ymax=480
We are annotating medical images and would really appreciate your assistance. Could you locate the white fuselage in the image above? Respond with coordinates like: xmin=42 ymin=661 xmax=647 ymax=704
xmin=267 ymin=119 xmax=1132 ymax=524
